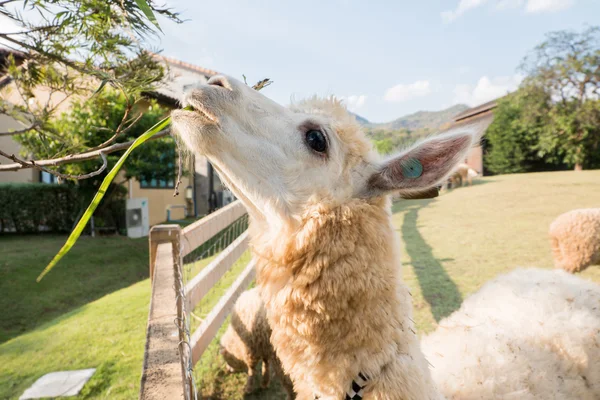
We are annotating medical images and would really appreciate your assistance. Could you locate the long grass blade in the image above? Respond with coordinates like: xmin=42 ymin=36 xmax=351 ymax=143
xmin=134 ymin=0 xmax=162 ymax=32
xmin=37 ymin=116 xmax=172 ymax=282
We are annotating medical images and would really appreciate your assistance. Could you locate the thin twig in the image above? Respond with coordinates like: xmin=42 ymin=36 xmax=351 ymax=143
xmin=0 ymin=129 xmax=170 ymax=171
xmin=1 ymin=25 xmax=61 ymax=36
xmin=173 ymin=150 xmax=183 ymax=197
xmin=0 ymin=149 xmax=108 ymax=180
xmin=0 ymin=0 xmax=19 ymax=7
xmin=86 ymin=111 xmax=143 ymax=152
xmin=0 ymin=121 xmax=39 ymax=136
xmin=252 ymin=78 xmax=272 ymax=91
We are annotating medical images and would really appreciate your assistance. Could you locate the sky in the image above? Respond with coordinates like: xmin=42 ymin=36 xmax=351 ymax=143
xmin=1 ymin=0 xmax=598 ymax=123
xmin=151 ymin=0 xmax=599 ymax=122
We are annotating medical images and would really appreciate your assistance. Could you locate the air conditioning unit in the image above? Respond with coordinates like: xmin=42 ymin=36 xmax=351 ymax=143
xmin=126 ymin=198 xmax=149 ymax=238
xmin=222 ymin=189 xmax=235 ymax=206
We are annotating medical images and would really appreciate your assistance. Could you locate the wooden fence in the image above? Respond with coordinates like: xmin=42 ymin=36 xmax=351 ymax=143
xmin=139 ymin=201 xmax=252 ymax=400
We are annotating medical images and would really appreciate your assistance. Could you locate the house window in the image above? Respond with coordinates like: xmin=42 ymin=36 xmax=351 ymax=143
xmin=139 ymin=157 xmax=176 ymax=189
xmin=40 ymin=171 xmax=58 ymax=184
xmin=138 ymin=143 xmax=177 ymax=189
xmin=140 ymin=176 xmax=175 ymax=189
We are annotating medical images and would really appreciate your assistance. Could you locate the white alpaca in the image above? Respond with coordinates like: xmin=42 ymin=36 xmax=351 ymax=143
xmin=422 ymin=268 xmax=600 ymax=399
xmin=172 ymin=75 xmax=600 ymax=399
xmin=549 ymin=208 xmax=600 ymax=273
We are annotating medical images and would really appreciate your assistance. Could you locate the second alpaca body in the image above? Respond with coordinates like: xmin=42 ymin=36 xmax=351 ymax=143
xmin=550 ymin=208 xmax=600 ymax=273
xmin=220 ymin=288 xmax=296 ymax=399
xmin=422 ymin=268 xmax=600 ymax=399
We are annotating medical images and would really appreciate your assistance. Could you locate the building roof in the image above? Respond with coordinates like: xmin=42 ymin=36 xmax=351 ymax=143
xmin=0 ymin=48 xmax=27 ymax=89
xmin=440 ymin=98 xmax=500 ymax=141
xmin=148 ymin=54 xmax=219 ymax=106
xmin=0 ymin=48 xmax=26 ymax=67
xmin=453 ymin=98 xmax=499 ymax=122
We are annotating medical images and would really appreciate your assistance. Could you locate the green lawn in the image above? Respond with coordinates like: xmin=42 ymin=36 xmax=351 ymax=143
xmin=1 ymin=170 xmax=600 ymax=399
xmin=0 ymin=235 xmax=150 ymax=399
xmin=394 ymin=170 xmax=600 ymax=332
xmin=0 ymin=235 xmax=148 ymax=343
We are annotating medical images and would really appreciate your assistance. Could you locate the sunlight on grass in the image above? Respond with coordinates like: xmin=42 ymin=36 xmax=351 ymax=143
xmin=0 ymin=280 xmax=150 ymax=399
xmin=2 ymin=170 xmax=600 ymax=399
xmin=393 ymin=170 xmax=600 ymax=333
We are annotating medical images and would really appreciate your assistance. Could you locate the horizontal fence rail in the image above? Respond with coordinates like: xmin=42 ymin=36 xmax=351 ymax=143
xmin=180 ymin=201 xmax=247 ymax=257
xmin=184 ymin=231 xmax=249 ymax=312
xmin=190 ymin=258 xmax=256 ymax=364
xmin=140 ymin=201 xmax=252 ymax=400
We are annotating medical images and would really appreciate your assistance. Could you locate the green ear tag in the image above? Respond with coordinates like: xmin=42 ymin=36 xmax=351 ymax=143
xmin=402 ymin=158 xmax=423 ymax=179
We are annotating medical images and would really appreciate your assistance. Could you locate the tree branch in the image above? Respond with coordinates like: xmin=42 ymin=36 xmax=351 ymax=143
xmin=85 ymin=110 xmax=142 ymax=152
xmin=0 ymin=129 xmax=170 ymax=171
xmin=0 ymin=33 xmax=99 ymax=79
xmin=0 ymin=122 xmax=39 ymax=136
xmin=0 ymin=149 xmax=108 ymax=180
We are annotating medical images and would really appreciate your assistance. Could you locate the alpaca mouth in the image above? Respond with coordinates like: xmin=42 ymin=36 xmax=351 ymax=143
xmin=186 ymin=104 xmax=219 ymax=124
xmin=181 ymin=101 xmax=219 ymax=125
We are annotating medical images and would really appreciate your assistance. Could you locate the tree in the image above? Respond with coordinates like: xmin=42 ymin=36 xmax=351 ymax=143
xmin=484 ymin=84 xmax=565 ymax=174
xmin=373 ymin=138 xmax=394 ymax=155
xmin=0 ymin=0 xmax=181 ymax=178
xmin=16 ymin=89 xmax=175 ymax=181
xmin=521 ymin=26 xmax=600 ymax=170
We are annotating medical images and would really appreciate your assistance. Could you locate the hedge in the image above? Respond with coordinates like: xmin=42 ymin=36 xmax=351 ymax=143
xmin=0 ymin=183 xmax=126 ymax=234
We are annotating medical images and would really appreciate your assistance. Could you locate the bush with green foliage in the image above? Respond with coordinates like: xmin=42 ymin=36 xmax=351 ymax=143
xmin=0 ymin=182 xmax=126 ymax=234
xmin=484 ymin=85 xmax=565 ymax=174
xmin=0 ymin=183 xmax=80 ymax=233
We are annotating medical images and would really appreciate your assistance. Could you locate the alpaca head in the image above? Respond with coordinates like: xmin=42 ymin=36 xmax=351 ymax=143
xmin=172 ymin=75 xmax=475 ymax=226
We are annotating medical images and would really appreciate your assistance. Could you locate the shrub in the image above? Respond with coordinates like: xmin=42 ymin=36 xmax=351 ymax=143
xmin=0 ymin=183 xmax=126 ymax=234
xmin=0 ymin=183 xmax=81 ymax=233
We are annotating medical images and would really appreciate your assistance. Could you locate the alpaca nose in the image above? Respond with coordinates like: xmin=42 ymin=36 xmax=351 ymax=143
xmin=207 ymin=75 xmax=232 ymax=91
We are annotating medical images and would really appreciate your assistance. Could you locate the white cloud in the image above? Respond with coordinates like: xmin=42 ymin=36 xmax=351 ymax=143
xmin=441 ymin=0 xmax=488 ymax=23
xmin=525 ymin=0 xmax=575 ymax=13
xmin=453 ymin=75 xmax=523 ymax=106
xmin=495 ymin=0 xmax=525 ymax=10
xmin=340 ymin=95 xmax=367 ymax=111
xmin=442 ymin=0 xmax=574 ymax=22
xmin=384 ymin=80 xmax=432 ymax=102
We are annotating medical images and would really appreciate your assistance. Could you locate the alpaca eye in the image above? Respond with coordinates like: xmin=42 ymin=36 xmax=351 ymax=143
xmin=305 ymin=130 xmax=327 ymax=153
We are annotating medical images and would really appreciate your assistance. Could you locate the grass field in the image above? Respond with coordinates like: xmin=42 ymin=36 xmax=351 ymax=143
xmin=1 ymin=170 xmax=600 ymax=399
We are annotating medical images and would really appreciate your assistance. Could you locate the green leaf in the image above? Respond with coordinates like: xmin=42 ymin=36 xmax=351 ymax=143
xmin=36 ymin=115 xmax=172 ymax=282
xmin=134 ymin=0 xmax=162 ymax=32
xmin=91 ymin=79 xmax=109 ymax=97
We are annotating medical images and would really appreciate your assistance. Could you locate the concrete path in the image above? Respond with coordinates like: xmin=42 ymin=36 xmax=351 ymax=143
xmin=19 ymin=368 xmax=96 ymax=399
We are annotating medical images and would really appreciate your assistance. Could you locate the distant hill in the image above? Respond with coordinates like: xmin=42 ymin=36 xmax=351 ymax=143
xmin=366 ymin=104 xmax=469 ymax=131
xmin=350 ymin=112 xmax=370 ymax=125
xmin=352 ymin=104 xmax=470 ymax=155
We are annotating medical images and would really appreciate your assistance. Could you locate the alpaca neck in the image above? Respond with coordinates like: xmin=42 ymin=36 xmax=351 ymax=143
xmin=250 ymin=198 xmax=439 ymax=399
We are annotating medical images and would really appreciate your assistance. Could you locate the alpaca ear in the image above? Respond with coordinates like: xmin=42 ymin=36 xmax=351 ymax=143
xmin=365 ymin=132 xmax=474 ymax=198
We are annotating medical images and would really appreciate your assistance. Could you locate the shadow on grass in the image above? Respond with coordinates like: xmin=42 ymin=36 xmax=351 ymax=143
xmin=0 ymin=234 xmax=148 ymax=343
xmin=395 ymin=198 xmax=462 ymax=322
xmin=198 ymin=362 xmax=287 ymax=400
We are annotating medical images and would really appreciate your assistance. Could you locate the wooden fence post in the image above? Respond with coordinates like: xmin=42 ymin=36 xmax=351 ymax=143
xmin=148 ymin=224 xmax=181 ymax=282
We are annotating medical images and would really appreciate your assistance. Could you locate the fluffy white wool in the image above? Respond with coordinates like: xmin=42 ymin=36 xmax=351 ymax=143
xmin=422 ymin=268 xmax=600 ymax=399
